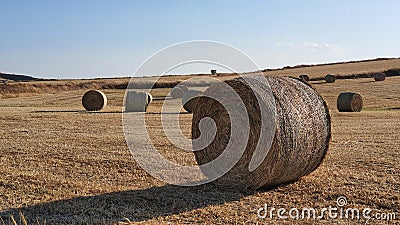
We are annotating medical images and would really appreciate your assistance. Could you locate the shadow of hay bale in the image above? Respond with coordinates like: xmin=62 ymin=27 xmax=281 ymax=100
xmin=0 ymin=185 xmax=246 ymax=224
xmin=31 ymin=110 xmax=123 ymax=114
xmin=31 ymin=110 xmax=83 ymax=113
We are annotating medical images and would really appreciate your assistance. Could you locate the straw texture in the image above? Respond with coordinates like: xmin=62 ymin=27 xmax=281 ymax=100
xmin=192 ymin=75 xmax=331 ymax=190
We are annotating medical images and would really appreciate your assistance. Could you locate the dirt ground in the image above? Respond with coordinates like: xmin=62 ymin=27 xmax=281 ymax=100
xmin=0 ymin=63 xmax=399 ymax=224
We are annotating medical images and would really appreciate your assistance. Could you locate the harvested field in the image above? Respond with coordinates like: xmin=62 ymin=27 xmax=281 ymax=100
xmin=0 ymin=61 xmax=399 ymax=224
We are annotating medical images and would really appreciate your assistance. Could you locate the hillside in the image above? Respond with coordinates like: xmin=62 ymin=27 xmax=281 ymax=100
xmin=0 ymin=58 xmax=399 ymax=97
xmin=0 ymin=72 xmax=42 ymax=82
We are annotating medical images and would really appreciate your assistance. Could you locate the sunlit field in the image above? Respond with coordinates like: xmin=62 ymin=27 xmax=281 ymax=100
xmin=0 ymin=59 xmax=399 ymax=224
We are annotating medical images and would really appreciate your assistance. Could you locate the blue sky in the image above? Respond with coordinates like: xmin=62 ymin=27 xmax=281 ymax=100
xmin=0 ymin=0 xmax=399 ymax=78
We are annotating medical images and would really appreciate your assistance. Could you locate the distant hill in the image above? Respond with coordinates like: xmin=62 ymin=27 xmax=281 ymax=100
xmin=1 ymin=57 xmax=400 ymax=97
xmin=0 ymin=72 xmax=42 ymax=82
xmin=261 ymin=57 xmax=399 ymax=72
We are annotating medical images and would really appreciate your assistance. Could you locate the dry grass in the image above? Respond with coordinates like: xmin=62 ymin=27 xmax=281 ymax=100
xmin=0 ymin=62 xmax=399 ymax=224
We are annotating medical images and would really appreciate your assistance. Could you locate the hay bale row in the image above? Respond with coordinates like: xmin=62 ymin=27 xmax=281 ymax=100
xmin=82 ymin=90 xmax=107 ymax=111
xmin=81 ymin=90 xmax=153 ymax=112
xmin=192 ymin=75 xmax=331 ymax=190
xmin=321 ymin=71 xmax=388 ymax=82
xmin=125 ymin=90 xmax=152 ymax=112
xmin=337 ymin=92 xmax=363 ymax=112
xmin=325 ymin=74 xmax=336 ymax=83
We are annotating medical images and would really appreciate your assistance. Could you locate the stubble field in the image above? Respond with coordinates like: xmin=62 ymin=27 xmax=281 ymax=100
xmin=0 ymin=60 xmax=399 ymax=224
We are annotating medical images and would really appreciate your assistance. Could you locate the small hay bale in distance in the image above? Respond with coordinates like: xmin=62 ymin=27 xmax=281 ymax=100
xmin=325 ymin=74 xmax=336 ymax=83
xmin=211 ymin=69 xmax=217 ymax=75
xmin=147 ymin=93 xmax=153 ymax=104
xmin=82 ymin=90 xmax=107 ymax=111
xmin=373 ymin=72 xmax=386 ymax=81
xmin=182 ymin=90 xmax=203 ymax=113
xmin=299 ymin=74 xmax=310 ymax=82
xmin=170 ymin=86 xmax=185 ymax=98
xmin=176 ymin=84 xmax=189 ymax=94
xmin=337 ymin=92 xmax=363 ymax=112
xmin=192 ymin=76 xmax=331 ymax=190
xmin=125 ymin=90 xmax=150 ymax=112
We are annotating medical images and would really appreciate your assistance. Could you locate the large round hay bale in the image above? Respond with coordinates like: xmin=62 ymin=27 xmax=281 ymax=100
xmin=192 ymin=76 xmax=331 ymax=190
xmin=373 ymin=72 xmax=386 ymax=81
xmin=147 ymin=93 xmax=153 ymax=105
xmin=299 ymin=74 xmax=310 ymax=82
xmin=337 ymin=92 xmax=363 ymax=112
xmin=170 ymin=87 xmax=184 ymax=98
xmin=325 ymin=74 xmax=336 ymax=83
xmin=125 ymin=91 xmax=149 ymax=112
xmin=182 ymin=90 xmax=203 ymax=113
xmin=82 ymin=90 xmax=107 ymax=111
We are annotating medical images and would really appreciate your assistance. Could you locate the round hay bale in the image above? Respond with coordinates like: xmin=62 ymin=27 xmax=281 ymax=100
xmin=125 ymin=90 xmax=149 ymax=112
xmin=147 ymin=93 xmax=153 ymax=104
xmin=82 ymin=90 xmax=107 ymax=111
xmin=182 ymin=90 xmax=203 ymax=113
xmin=325 ymin=74 xmax=336 ymax=83
xmin=337 ymin=92 xmax=363 ymax=112
xmin=299 ymin=74 xmax=310 ymax=82
xmin=170 ymin=87 xmax=184 ymax=98
xmin=373 ymin=72 xmax=386 ymax=81
xmin=177 ymin=84 xmax=188 ymax=92
xmin=192 ymin=76 xmax=331 ymax=190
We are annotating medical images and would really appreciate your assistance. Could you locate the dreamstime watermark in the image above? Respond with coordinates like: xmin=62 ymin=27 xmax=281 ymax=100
xmin=122 ymin=40 xmax=276 ymax=186
xmin=256 ymin=196 xmax=396 ymax=223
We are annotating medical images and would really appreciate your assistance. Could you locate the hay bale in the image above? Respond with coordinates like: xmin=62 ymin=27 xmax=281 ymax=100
xmin=337 ymin=92 xmax=363 ymax=112
xmin=299 ymin=74 xmax=310 ymax=82
xmin=192 ymin=76 xmax=331 ymax=190
xmin=170 ymin=87 xmax=184 ymax=98
xmin=177 ymin=84 xmax=188 ymax=92
xmin=373 ymin=72 xmax=386 ymax=81
xmin=211 ymin=69 xmax=217 ymax=75
xmin=147 ymin=93 xmax=153 ymax=104
xmin=325 ymin=74 xmax=336 ymax=83
xmin=182 ymin=90 xmax=203 ymax=113
xmin=125 ymin=90 xmax=149 ymax=112
xmin=82 ymin=90 xmax=107 ymax=111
